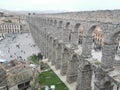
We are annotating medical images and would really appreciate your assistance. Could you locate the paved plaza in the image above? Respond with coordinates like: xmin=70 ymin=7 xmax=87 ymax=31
xmin=0 ymin=33 xmax=40 ymax=61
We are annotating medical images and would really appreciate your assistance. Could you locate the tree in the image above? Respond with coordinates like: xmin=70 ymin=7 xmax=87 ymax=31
xmin=27 ymin=53 xmax=43 ymax=65
xmin=37 ymin=52 xmax=43 ymax=60
xmin=28 ymin=54 xmax=39 ymax=65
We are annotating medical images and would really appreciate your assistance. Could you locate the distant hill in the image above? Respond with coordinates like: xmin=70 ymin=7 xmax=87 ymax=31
xmin=0 ymin=8 xmax=8 ymax=12
xmin=13 ymin=10 xmax=69 ymax=15
xmin=0 ymin=8 xmax=69 ymax=15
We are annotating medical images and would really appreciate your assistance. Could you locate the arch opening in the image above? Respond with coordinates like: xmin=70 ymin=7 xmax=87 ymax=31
xmin=70 ymin=23 xmax=81 ymax=47
xmin=102 ymin=30 xmax=120 ymax=69
xmin=78 ymin=25 xmax=84 ymax=44
xmin=54 ymin=20 xmax=57 ymax=26
xmin=60 ymin=47 xmax=69 ymax=75
xmin=66 ymin=54 xmax=79 ymax=83
xmin=82 ymin=25 xmax=104 ymax=59
xmin=63 ymin=22 xmax=71 ymax=43
xmin=58 ymin=21 xmax=63 ymax=28
xmin=50 ymin=20 xmax=53 ymax=25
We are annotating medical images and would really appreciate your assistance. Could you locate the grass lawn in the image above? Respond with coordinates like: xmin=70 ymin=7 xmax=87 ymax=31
xmin=38 ymin=70 xmax=68 ymax=90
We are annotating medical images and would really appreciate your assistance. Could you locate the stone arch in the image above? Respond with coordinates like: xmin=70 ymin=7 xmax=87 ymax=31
xmin=50 ymin=19 xmax=53 ymax=25
xmin=48 ymin=19 xmax=51 ymax=25
xmin=51 ymin=38 xmax=58 ymax=65
xmin=55 ymin=20 xmax=63 ymax=40
xmin=54 ymin=20 xmax=57 ymax=26
xmin=78 ymin=25 xmax=84 ymax=44
xmin=63 ymin=22 xmax=71 ymax=43
xmin=88 ymin=25 xmax=97 ymax=35
xmin=74 ymin=23 xmax=81 ymax=32
xmin=52 ymin=37 xmax=58 ymax=65
xmin=84 ymin=64 xmax=91 ymax=70
xmin=70 ymin=23 xmax=81 ymax=48
xmin=43 ymin=19 xmax=45 ymax=23
xmin=60 ymin=47 xmax=69 ymax=75
xmin=44 ymin=19 xmax=46 ymax=24
xmin=47 ymin=19 xmax=49 ymax=24
xmin=45 ymin=19 xmax=48 ymax=24
xmin=104 ymin=80 xmax=114 ymax=90
xmin=102 ymin=25 xmax=120 ymax=69
xmin=48 ymin=35 xmax=53 ymax=62
xmin=94 ymin=67 xmax=114 ymax=90
xmin=82 ymin=25 xmax=104 ymax=57
xmin=46 ymin=33 xmax=51 ymax=58
xmin=109 ymin=30 xmax=120 ymax=44
xmin=65 ymin=22 xmax=70 ymax=29
xmin=66 ymin=53 xmax=80 ymax=83
xmin=58 ymin=21 xmax=63 ymax=28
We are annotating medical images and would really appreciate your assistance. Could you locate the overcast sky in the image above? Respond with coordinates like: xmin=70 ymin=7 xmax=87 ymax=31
xmin=0 ymin=0 xmax=120 ymax=11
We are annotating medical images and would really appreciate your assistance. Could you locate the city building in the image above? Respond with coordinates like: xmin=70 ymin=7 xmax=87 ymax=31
xmin=0 ymin=60 xmax=34 ymax=90
xmin=93 ymin=27 xmax=104 ymax=50
xmin=0 ymin=23 xmax=22 ymax=34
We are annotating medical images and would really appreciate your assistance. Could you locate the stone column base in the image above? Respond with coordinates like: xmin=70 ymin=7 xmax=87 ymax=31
xmin=60 ymin=65 xmax=67 ymax=76
xmin=94 ymin=82 xmax=113 ymax=90
xmin=66 ymin=74 xmax=77 ymax=83
xmin=76 ymin=85 xmax=91 ymax=90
